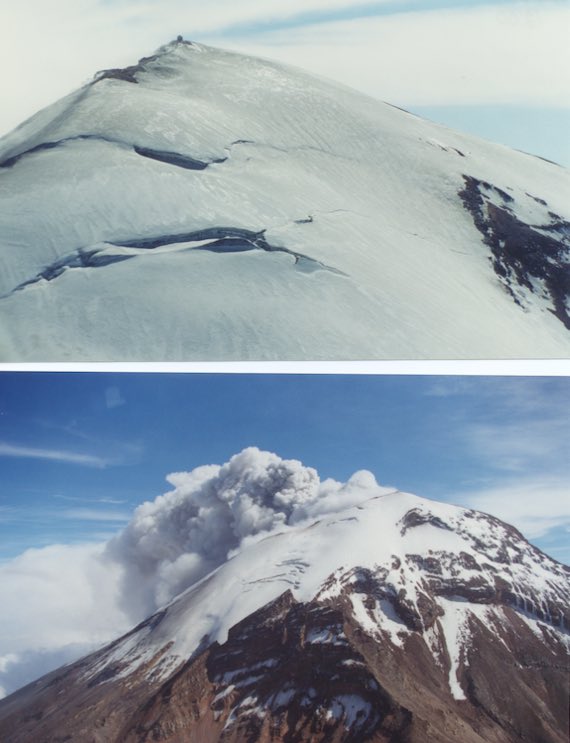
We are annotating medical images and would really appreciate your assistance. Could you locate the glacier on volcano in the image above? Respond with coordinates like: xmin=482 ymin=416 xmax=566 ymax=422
xmin=0 ymin=39 xmax=569 ymax=359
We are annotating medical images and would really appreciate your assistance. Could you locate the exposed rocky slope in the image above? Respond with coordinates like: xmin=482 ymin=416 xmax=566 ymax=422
xmin=0 ymin=490 xmax=568 ymax=742
xmin=0 ymin=39 xmax=569 ymax=359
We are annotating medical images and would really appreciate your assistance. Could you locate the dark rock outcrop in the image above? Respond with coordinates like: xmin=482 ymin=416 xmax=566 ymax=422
xmin=459 ymin=175 xmax=570 ymax=329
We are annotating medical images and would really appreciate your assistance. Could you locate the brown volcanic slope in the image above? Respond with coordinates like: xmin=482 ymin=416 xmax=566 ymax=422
xmin=0 ymin=586 xmax=567 ymax=743
xmin=0 ymin=495 xmax=568 ymax=742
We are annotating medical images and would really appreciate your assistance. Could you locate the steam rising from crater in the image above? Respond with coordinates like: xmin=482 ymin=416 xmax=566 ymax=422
xmin=107 ymin=447 xmax=388 ymax=615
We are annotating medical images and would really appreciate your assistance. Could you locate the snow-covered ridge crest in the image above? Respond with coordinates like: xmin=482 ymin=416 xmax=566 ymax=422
xmin=0 ymin=39 xmax=568 ymax=359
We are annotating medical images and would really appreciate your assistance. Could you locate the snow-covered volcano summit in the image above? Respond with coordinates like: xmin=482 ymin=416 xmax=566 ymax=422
xmin=0 ymin=39 xmax=569 ymax=360
xmin=0 ymin=454 xmax=568 ymax=742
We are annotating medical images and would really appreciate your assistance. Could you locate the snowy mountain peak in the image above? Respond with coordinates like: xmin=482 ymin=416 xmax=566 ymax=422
xmin=85 ymin=490 xmax=568 ymax=688
xmin=0 ymin=41 xmax=568 ymax=359
xmin=1 ymin=476 xmax=567 ymax=742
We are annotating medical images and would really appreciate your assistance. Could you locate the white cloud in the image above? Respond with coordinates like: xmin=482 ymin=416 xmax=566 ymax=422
xmin=0 ymin=542 xmax=128 ymax=696
xmin=0 ymin=442 xmax=110 ymax=467
xmin=0 ymin=654 xmax=18 ymax=673
xmin=457 ymin=477 xmax=570 ymax=539
xmin=0 ymin=1 xmax=567 ymax=137
xmin=61 ymin=508 xmax=131 ymax=522
xmin=0 ymin=646 xmax=95 ymax=701
xmin=53 ymin=494 xmax=127 ymax=504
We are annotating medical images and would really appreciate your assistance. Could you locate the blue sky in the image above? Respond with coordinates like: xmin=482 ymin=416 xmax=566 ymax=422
xmin=1 ymin=372 xmax=568 ymax=562
xmin=0 ymin=0 xmax=568 ymax=165
xmin=410 ymin=105 xmax=570 ymax=167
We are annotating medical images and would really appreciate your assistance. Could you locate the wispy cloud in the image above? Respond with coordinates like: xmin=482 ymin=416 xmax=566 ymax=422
xmin=214 ymin=0 xmax=526 ymax=37
xmin=61 ymin=508 xmax=131 ymax=522
xmin=0 ymin=442 xmax=110 ymax=468
xmin=35 ymin=418 xmax=99 ymax=443
xmin=32 ymin=419 xmax=144 ymax=467
xmin=213 ymin=0 xmax=407 ymax=35
xmin=463 ymin=418 xmax=569 ymax=474
xmin=424 ymin=377 xmax=570 ymax=550
xmin=423 ymin=377 xmax=570 ymax=474
xmin=52 ymin=494 xmax=127 ymax=505
xmin=425 ymin=376 xmax=569 ymax=415
xmin=457 ymin=476 xmax=570 ymax=540
xmin=96 ymin=0 xmax=409 ymax=35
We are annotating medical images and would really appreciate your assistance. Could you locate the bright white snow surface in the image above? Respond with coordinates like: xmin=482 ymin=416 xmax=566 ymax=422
xmin=85 ymin=453 xmax=570 ymax=702
xmin=0 ymin=40 xmax=569 ymax=359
